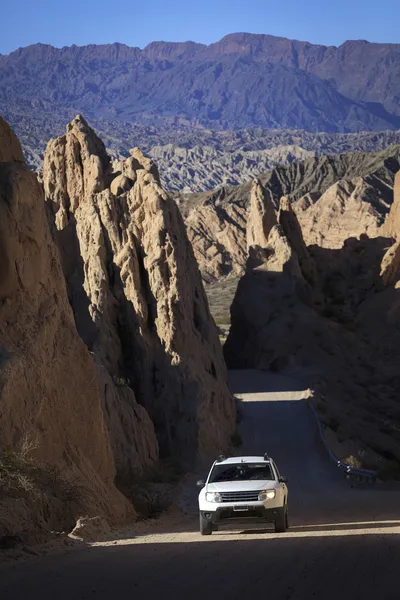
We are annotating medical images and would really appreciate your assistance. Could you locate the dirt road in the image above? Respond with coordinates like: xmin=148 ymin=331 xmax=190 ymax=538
xmin=2 ymin=370 xmax=400 ymax=600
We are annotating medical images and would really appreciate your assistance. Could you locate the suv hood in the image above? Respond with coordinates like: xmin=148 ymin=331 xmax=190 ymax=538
xmin=206 ymin=480 xmax=276 ymax=492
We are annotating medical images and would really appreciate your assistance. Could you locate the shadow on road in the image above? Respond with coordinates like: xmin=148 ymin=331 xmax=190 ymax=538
xmin=2 ymin=528 xmax=400 ymax=600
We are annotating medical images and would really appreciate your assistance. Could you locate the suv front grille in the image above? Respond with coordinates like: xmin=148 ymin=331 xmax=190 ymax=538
xmin=220 ymin=491 xmax=260 ymax=502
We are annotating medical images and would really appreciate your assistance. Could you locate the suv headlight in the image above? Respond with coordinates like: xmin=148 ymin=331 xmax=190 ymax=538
xmin=258 ymin=490 xmax=276 ymax=501
xmin=205 ymin=492 xmax=222 ymax=503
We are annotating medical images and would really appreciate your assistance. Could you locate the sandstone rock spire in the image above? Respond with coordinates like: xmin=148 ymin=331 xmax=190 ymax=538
xmin=43 ymin=116 xmax=236 ymax=464
xmin=246 ymin=179 xmax=277 ymax=250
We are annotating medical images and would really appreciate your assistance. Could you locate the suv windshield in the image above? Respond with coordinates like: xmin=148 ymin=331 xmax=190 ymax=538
xmin=209 ymin=462 xmax=274 ymax=483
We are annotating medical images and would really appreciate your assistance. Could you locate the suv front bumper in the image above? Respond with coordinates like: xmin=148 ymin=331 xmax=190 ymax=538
xmin=200 ymin=506 xmax=282 ymax=524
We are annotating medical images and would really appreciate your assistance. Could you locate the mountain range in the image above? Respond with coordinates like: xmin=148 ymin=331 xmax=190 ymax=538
xmin=2 ymin=32 xmax=400 ymax=136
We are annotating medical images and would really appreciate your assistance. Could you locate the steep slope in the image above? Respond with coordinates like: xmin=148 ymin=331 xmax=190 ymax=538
xmin=0 ymin=116 xmax=133 ymax=540
xmin=43 ymin=115 xmax=236 ymax=463
xmin=180 ymin=146 xmax=400 ymax=282
xmin=2 ymin=34 xmax=400 ymax=134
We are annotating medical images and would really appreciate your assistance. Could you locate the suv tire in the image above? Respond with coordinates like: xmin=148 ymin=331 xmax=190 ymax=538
xmin=200 ymin=513 xmax=212 ymax=536
xmin=274 ymin=505 xmax=288 ymax=533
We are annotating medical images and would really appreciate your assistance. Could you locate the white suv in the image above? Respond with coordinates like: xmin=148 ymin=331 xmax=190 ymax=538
xmin=197 ymin=454 xmax=288 ymax=535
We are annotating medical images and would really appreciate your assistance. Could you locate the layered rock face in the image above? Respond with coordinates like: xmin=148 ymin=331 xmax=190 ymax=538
xmin=44 ymin=116 xmax=235 ymax=464
xmin=225 ymin=187 xmax=400 ymax=468
xmin=0 ymin=116 xmax=132 ymax=536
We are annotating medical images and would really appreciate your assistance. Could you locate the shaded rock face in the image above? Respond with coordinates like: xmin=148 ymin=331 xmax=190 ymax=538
xmin=43 ymin=116 xmax=235 ymax=464
xmin=278 ymin=196 xmax=320 ymax=294
xmin=225 ymin=186 xmax=400 ymax=468
xmin=0 ymin=117 xmax=132 ymax=536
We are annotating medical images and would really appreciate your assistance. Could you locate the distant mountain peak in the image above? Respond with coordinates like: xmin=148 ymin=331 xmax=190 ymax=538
xmin=1 ymin=33 xmax=400 ymax=135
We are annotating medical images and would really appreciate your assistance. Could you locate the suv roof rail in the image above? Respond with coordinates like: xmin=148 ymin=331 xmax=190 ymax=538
xmin=263 ymin=453 xmax=270 ymax=461
xmin=216 ymin=455 xmax=226 ymax=463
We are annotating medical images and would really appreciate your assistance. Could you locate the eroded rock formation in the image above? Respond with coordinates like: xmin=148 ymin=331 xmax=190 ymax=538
xmin=180 ymin=148 xmax=400 ymax=284
xmin=0 ymin=114 xmax=236 ymax=541
xmin=225 ymin=183 xmax=400 ymax=469
xmin=43 ymin=115 xmax=235 ymax=464
xmin=246 ymin=180 xmax=277 ymax=250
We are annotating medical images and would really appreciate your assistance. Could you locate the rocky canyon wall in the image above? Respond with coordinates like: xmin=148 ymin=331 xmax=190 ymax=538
xmin=0 ymin=116 xmax=133 ymax=539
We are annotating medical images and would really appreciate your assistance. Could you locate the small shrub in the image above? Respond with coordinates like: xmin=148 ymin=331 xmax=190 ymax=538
xmin=113 ymin=375 xmax=131 ymax=387
xmin=343 ymin=455 xmax=363 ymax=469
xmin=130 ymin=484 xmax=173 ymax=519
xmin=0 ymin=438 xmax=88 ymax=533
xmin=117 ymin=458 xmax=186 ymax=520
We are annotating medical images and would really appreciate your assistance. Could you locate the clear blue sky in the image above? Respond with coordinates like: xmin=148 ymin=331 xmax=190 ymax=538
xmin=2 ymin=0 xmax=400 ymax=55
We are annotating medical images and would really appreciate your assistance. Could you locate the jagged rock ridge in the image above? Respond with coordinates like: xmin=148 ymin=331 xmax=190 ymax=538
xmin=179 ymin=146 xmax=400 ymax=283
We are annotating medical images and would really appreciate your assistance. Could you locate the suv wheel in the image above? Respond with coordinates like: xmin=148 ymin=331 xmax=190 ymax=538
xmin=274 ymin=505 xmax=288 ymax=533
xmin=200 ymin=513 xmax=213 ymax=536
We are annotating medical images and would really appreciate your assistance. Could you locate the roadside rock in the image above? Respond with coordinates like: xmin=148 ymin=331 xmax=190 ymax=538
xmin=69 ymin=516 xmax=112 ymax=542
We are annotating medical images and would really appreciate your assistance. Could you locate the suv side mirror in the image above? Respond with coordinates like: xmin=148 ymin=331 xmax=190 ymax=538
xmin=279 ymin=476 xmax=288 ymax=483
xmin=196 ymin=479 xmax=205 ymax=488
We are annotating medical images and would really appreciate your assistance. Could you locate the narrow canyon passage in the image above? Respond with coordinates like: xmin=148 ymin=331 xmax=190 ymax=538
xmin=2 ymin=370 xmax=400 ymax=600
